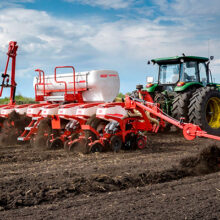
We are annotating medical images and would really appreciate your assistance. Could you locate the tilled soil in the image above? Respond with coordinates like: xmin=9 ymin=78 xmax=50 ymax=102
xmin=0 ymin=133 xmax=220 ymax=219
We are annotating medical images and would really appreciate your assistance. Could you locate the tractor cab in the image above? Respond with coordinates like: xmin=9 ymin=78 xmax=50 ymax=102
xmin=146 ymin=56 xmax=210 ymax=93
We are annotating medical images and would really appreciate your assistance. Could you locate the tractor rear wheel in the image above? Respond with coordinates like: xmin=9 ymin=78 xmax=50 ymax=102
xmin=172 ymin=91 xmax=194 ymax=121
xmin=188 ymin=87 xmax=220 ymax=136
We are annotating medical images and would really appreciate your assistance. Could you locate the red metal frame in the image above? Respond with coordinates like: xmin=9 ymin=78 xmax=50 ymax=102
xmin=125 ymin=96 xmax=220 ymax=141
xmin=54 ymin=66 xmax=75 ymax=101
xmin=18 ymin=103 xmax=50 ymax=141
xmin=35 ymin=69 xmax=45 ymax=101
xmin=18 ymin=116 xmax=43 ymax=141
xmin=53 ymin=66 xmax=87 ymax=102
xmin=34 ymin=66 xmax=88 ymax=103
xmin=76 ymin=95 xmax=220 ymax=152
xmin=0 ymin=41 xmax=18 ymax=105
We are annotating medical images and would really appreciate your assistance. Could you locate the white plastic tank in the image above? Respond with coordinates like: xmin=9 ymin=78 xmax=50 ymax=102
xmin=33 ymin=70 xmax=120 ymax=103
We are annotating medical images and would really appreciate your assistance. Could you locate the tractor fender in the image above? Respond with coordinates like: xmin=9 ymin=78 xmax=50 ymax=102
xmin=174 ymin=82 xmax=203 ymax=92
xmin=145 ymin=83 xmax=158 ymax=93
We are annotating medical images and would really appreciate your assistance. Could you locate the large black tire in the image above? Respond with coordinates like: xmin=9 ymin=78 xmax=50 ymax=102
xmin=188 ymin=87 xmax=220 ymax=136
xmin=172 ymin=91 xmax=193 ymax=121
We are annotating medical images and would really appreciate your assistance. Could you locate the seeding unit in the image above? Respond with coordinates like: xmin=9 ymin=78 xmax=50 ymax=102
xmin=0 ymin=41 xmax=220 ymax=152
xmin=18 ymin=66 xmax=120 ymax=148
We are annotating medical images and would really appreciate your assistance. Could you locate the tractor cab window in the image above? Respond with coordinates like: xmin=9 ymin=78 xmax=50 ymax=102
xmin=199 ymin=63 xmax=208 ymax=85
xmin=180 ymin=61 xmax=199 ymax=82
xmin=159 ymin=64 xmax=180 ymax=84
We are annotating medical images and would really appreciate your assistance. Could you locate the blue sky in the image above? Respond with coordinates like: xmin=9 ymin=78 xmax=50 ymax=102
xmin=0 ymin=0 xmax=220 ymax=97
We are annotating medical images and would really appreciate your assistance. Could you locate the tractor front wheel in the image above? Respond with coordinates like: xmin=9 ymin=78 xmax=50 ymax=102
xmin=172 ymin=90 xmax=194 ymax=121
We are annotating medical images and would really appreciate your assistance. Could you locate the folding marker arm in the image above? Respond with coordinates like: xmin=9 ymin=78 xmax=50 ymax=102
xmin=0 ymin=41 xmax=18 ymax=105
xmin=125 ymin=96 xmax=220 ymax=141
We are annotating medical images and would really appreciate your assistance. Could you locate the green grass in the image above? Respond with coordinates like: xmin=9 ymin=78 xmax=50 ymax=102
xmin=0 ymin=95 xmax=36 ymax=104
xmin=0 ymin=92 xmax=130 ymax=104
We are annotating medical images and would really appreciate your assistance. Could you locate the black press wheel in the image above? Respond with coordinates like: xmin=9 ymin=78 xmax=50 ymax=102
xmin=90 ymin=143 xmax=103 ymax=153
xmin=136 ymin=136 xmax=147 ymax=149
xmin=50 ymin=138 xmax=64 ymax=150
xmin=110 ymin=135 xmax=122 ymax=152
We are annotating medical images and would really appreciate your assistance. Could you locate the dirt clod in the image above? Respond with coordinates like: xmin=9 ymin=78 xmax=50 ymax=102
xmin=180 ymin=144 xmax=220 ymax=175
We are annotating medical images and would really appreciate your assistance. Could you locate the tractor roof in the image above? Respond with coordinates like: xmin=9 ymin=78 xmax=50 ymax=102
xmin=151 ymin=56 xmax=209 ymax=64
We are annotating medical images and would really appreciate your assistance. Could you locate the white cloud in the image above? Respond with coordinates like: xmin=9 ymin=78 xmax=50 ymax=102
xmin=0 ymin=8 xmax=95 ymax=63
xmin=213 ymin=59 xmax=220 ymax=66
xmin=64 ymin=0 xmax=135 ymax=9
xmin=0 ymin=0 xmax=34 ymax=8
xmin=0 ymin=6 xmax=220 ymax=97
xmin=171 ymin=0 xmax=220 ymax=17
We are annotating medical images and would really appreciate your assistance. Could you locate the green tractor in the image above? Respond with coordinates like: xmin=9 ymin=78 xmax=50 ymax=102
xmin=144 ymin=55 xmax=220 ymax=135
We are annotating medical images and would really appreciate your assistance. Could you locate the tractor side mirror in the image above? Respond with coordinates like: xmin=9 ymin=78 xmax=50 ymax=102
xmin=147 ymin=60 xmax=151 ymax=65
xmin=210 ymin=56 xmax=214 ymax=60
xmin=147 ymin=76 xmax=154 ymax=83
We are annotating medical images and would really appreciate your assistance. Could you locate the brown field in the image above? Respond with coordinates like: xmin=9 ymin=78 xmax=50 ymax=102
xmin=0 ymin=133 xmax=220 ymax=220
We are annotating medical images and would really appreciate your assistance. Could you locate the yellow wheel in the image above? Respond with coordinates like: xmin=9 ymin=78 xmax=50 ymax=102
xmin=206 ymin=97 xmax=220 ymax=129
xmin=189 ymin=87 xmax=220 ymax=136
